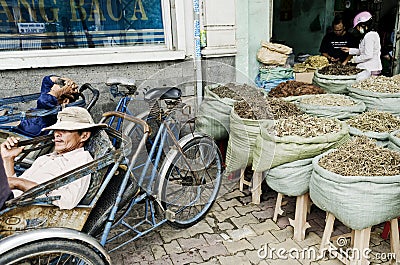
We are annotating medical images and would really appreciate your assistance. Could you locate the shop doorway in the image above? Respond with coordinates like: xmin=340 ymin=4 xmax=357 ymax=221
xmin=272 ymin=0 xmax=399 ymax=76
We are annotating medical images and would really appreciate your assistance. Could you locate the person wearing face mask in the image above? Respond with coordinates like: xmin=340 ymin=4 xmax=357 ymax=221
xmin=341 ymin=11 xmax=382 ymax=78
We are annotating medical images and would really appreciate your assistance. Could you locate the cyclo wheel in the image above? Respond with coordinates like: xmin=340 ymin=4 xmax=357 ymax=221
xmin=82 ymin=165 xmax=139 ymax=236
xmin=0 ymin=239 xmax=107 ymax=265
xmin=159 ymin=134 xmax=223 ymax=228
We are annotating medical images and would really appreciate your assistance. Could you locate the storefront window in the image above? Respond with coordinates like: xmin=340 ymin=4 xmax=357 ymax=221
xmin=0 ymin=0 xmax=165 ymax=51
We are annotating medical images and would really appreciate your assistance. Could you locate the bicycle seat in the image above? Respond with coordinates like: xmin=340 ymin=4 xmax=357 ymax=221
xmin=106 ymin=77 xmax=136 ymax=87
xmin=144 ymin=87 xmax=181 ymax=101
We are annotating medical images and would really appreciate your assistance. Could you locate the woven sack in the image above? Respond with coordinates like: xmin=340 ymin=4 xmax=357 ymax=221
xmin=265 ymin=158 xmax=313 ymax=197
xmin=310 ymin=150 xmax=400 ymax=230
xmin=348 ymin=126 xmax=390 ymax=147
xmin=259 ymin=67 xmax=294 ymax=82
xmin=252 ymin=119 xmax=350 ymax=172
xmin=257 ymin=47 xmax=288 ymax=65
xmin=225 ymin=111 xmax=270 ymax=173
xmin=388 ymin=130 xmax=400 ymax=152
xmin=195 ymin=84 xmax=237 ymax=140
xmin=296 ymin=95 xmax=366 ymax=120
xmin=312 ymin=70 xmax=364 ymax=94
xmin=347 ymin=86 xmax=400 ymax=116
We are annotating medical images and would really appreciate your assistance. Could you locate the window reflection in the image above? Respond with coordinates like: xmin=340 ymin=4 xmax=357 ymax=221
xmin=0 ymin=0 xmax=165 ymax=51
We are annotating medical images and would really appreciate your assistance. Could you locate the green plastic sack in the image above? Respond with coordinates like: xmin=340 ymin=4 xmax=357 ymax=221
xmin=388 ymin=130 xmax=400 ymax=152
xmin=310 ymin=150 xmax=400 ymax=230
xmin=225 ymin=111 xmax=270 ymax=173
xmin=265 ymin=158 xmax=313 ymax=197
xmin=348 ymin=86 xmax=400 ymax=116
xmin=195 ymin=85 xmax=237 ymax=140
xmin=259 ymin=67 xmax=294 ymax=82
xmin=252 ymin=119 xmax=350 ymax=172
xmin=312 ymin=70 xmax=362 ymax=94
xmin=295 ymin=95 xmax=366 ymax=120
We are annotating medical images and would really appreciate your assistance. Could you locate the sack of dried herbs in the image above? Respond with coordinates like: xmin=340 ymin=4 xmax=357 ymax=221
xmin=196 ymin=83 xmax=262 ymax=140
xmin=264 ymin=158 xmax=313 ymax=197
xmin=346 ymin=110 xmax=400 ymax=147
xmin=312 ymin=66 xmax=366 ymax=94
xmin=225 ymin=97 xmax=302 ymax=173
xmin=296 ymin=94 xmax=366 ymax=120
xmin=388 ymin=130 xmax=400 ymax=152
xmin=348 ymin=76 xmax=400 ymax=116
xmin=310 ymin=136 xmax=400 ymax=230
xmin=252 ymin=114 xmax=350 ymax=172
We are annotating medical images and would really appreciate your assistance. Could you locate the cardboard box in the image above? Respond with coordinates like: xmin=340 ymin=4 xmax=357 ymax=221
xmin=295 ymin=72 xmax=314 ymax=84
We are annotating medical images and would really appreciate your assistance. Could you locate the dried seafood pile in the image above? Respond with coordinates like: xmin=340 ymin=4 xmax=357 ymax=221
xmin=318 ymin=64 xmax=363 ymax=76
xmin=299 ymin=94 xmax=356 ymax=106
xmin=351 ymin=76 xmax=400 ymax=93
xmin=293 ymin=55 xmax=329 ymax=72
xmin=234 ymin=97 xmax=303 ymax=120
xmin=319 ymin=136 xmax=400 ymax=176
xmin=275 ymin=114 xmax=341 ymax=137
xmin=346 ymin=110 xmax=400 ymax=133
xmin=211 ymin=83 xmax=263 ymax=100
xmin=268 ymin=80 xmax=325 ymax=97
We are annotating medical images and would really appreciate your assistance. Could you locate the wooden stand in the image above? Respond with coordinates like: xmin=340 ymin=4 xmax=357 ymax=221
xmin=239 ymin=169 xmax=262 ymax=204
xmin=319 ymin=212 xmax=400 ymax=265
xmin=273 ymin=192 xmax=311 ymax=241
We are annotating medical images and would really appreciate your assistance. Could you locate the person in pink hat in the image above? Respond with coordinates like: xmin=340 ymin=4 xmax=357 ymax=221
xmin=341 ymin=11 xmax=382 ymax=79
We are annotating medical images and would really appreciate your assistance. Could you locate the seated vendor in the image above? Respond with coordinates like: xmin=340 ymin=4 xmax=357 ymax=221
xmin=319 ymin=14 xmax=357 ymax=65
xmin=0 ymin=107 xmax=106 ymax=210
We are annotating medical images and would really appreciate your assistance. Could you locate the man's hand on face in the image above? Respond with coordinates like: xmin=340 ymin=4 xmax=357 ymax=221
xmin=1 ymin=137 xmax=24 ymax=159
xmin=60 ymin=78 xmax=79 ymax=95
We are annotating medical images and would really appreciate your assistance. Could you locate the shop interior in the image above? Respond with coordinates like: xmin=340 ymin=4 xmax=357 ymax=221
xmin=272 ymin=0 xmax=400 ymax=76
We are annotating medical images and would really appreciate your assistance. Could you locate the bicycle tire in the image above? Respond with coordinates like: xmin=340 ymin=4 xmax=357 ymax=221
xmin=159 ymin=135 xmax=223 ymax=228
xmin=0 ymin=238 xmax=107 ymax=265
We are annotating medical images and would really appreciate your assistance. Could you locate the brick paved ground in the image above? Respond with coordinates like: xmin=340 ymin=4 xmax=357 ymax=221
xmin=108 ymin=176 xmax=395 ymax=265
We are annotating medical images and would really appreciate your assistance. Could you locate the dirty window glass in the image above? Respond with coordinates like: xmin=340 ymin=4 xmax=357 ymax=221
xmin=0 ymin=0 xmax=165 ymax=51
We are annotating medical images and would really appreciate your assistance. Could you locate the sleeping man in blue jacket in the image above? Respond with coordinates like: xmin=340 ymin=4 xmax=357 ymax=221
xmin=13 ymin=75 xmax=79 ymax=137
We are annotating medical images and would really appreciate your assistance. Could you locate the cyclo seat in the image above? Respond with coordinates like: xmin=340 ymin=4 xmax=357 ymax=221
xmin=144 ymin=87 xmax=181 ymax=101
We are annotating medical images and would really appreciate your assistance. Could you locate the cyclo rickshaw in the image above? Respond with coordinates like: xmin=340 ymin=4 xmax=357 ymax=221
xmin=0 ymin=79 xmax=223 ymax=265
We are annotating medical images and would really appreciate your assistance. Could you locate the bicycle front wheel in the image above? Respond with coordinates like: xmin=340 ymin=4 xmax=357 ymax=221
xmin=0 ymin=239 xmax=107 ymax=265
xmin=159 ymin=135 xmax=223 ymax=228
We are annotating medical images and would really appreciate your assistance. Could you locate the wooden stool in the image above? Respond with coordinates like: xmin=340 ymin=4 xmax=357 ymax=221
xmin=238 ymin=169 xmax=262 ymax=204
xmin=381 ymin=217 xmax=400 ymax=240
xmin=319 ymin=212 xmax=400 ymax=265
xmin=273 ymin=192 xmax=311 ymax=241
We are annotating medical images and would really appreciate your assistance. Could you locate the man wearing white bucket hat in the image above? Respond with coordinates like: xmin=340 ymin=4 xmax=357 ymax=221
xmin=0 ymin=107 xmax=107 ymax=210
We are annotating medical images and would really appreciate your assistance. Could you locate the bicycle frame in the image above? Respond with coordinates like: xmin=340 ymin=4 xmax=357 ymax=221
xmin=99 ymin=112 xmax=183 ymax=251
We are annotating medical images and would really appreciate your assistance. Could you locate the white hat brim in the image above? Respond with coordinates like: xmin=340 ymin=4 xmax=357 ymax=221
xmin=42 ymin=121 xmax=108 ymax=131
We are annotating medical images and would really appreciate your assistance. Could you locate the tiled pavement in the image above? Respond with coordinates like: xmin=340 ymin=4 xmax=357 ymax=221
xmin=109 ymin=178 xmax=395 ymax=265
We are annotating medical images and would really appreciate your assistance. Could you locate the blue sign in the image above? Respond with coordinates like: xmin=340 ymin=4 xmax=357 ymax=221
xmin=0 ymin=0 xmax=165 ymax=50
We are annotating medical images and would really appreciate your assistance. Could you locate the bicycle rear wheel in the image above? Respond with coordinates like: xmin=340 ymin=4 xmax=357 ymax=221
xmin=0 ymin=239 xmax=107 ymax=265
xmin=159 ymin=135 xmax=223 ymax=228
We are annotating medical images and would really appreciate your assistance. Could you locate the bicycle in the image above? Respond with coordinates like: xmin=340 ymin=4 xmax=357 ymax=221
xmin=0 ymin=78 xmax=223 ymax=264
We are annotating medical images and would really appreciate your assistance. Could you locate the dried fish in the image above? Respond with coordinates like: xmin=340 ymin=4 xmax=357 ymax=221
xmin=300 ymin=94 xmax=356 ymax=106
xmin=319 ymin=136 xmax=400 ymax=176
xmin=346 ymin=110 xmax=400 ymax=133
xmin=351 ymin=76 xmax=400 ymax=93
xmin=274 ymin=114 xmax=341 ymax=137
